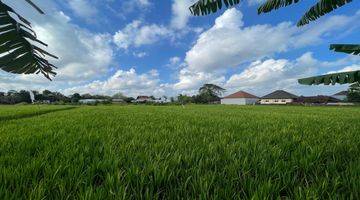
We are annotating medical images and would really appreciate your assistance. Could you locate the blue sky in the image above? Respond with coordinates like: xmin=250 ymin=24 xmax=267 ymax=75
xmin=1 ymin=0 xmax=360 ymax=97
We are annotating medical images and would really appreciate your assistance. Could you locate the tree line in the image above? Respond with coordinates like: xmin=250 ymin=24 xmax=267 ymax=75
xmin=1 ymin=83 xmax=359 ymax=105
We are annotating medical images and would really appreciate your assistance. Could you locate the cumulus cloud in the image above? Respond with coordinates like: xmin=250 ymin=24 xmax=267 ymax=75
xmin=64 ymin=68 xmax=170 ymax=97
xmin=223 ymin=52 xmax=354 ymax=96
xmin=173 ymin=68 xmax=225 ymax=92
xmin=0 ymin=2 xmax=114 ymax=92
xmin=113 ymin=20 xmax=172 ymax=49
xmin=185 ymin=8 xmax=360 ymax=72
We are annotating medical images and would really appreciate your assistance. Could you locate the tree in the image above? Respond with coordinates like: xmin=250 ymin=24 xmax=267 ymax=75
xmin=199 ymin=84 xmax=225 ymax=97
xmin=193 ymin=84 xmax=225 ymax=104
xmin=112 ymin=92 xmax=127 ymax=99
xmin=177 ymin=94 xmax=193 ymax=104
xmin=71 ymin=93 xmax=81 ymax=103
xmin=0 ymin=0 xmax=57 ymax=79
xmin=190 ymin=0 xmax=359 ymax=85
xmin=347 ymin=82 xmax=360 ymax=102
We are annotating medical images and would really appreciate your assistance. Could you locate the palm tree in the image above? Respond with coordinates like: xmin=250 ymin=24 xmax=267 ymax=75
xmin=0 ymin=0 xmax=57 ymax=80
xmin=190 ymin=0 xmax=359 ymax=85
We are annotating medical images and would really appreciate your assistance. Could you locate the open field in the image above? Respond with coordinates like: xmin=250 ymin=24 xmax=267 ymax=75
xmin=0 ymin=105 xmax=360 ymax=199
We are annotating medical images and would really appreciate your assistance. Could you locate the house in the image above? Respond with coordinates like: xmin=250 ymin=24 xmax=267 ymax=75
xmin=296 ymin=95 xmax=340 ymax=105
xmin=221 ymin=91 xmax=259 ymax=105
xmin=135 ymin=96 xmax=154 ymax=103
xmin=332 ymin=91 xmax=348 ymax=101
xmin=260 ymin=90 xmax=298 ymax=105
xmin=154 ymin=97 xmax=170 ymax=103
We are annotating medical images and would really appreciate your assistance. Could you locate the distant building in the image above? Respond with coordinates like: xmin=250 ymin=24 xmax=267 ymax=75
xmin=260 ymin=90 xmax=298 ymax=105
xmin=221 ymin=91 xmax=259 ymax=105
xmin=332 ymin=91 xmax=348 ymax=101
xmin=296 ymin=95 xmax=340 ymax=105
xmin=154 ymin=97 xmax=169 ymax=103
xmin=135 ymin=96 xmax=154 ymax=103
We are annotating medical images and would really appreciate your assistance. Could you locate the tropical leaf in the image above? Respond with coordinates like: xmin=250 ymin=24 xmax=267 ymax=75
xmin=298 ymin=70 xmax=360 ymax=85
xmin=297 ymin=0 xmax=352 ymax=26
xmin=258 ymin=0 xmax=301 ymax=14
xmin=24 ymin=0 xmax=45 ymax=14
xmin=330 ymin=44 xmax=360 ymax=55
xmin=0 ymin=1 xmax=57 ymax=80
xmin=189 ymin=0 xmax=241 ymax=16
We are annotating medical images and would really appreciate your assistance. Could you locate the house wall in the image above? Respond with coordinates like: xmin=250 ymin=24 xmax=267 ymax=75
xmin=260 ymin=99 xmax=294 ymax=105
xmin=221 ymin=98 xmax=258 ymax=105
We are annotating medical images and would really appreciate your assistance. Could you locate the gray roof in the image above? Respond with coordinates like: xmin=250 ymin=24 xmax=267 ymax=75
xmin=261 ymin=90 xmax=298 ymax=99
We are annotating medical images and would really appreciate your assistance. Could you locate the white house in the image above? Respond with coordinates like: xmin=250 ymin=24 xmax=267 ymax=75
xmin=135 ymin=96 xmax=154 ymax=103
xmin=260 ymin=90 xmax=298 ymax=105
xmin=332 ymin=91 xmax=348 ymax=101
xmin=221 ymin=91 xmax=259 ymax=105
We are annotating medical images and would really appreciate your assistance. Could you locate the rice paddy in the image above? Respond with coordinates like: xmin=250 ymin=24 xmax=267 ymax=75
xmin=0 ymin=105 xmax=359 ymax=199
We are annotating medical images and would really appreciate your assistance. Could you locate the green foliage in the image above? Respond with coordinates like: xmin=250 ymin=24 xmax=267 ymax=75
xmin=258 ymin=0 xmax=301 ymax=14
xmin=0 ymin=0 xmax=57 ymax=79
xmin=347 ymin=82 xmax=360 ymax=102
xmin=297 ymin=0 xmax=353 ymax=26
xmin=189 ymin=0 xmax=241 ymax=16
xmin=258 ymin=0 xmax=352 ymax=26
xmin=70 ymin=93 xmax=81 ymax=103
xmin=0 ymin=105 xmax=360 ymax=199
xmin=298 ymin=70 xmax=360 ymax=85
xmin=331 ymin=44 xmax=360 ymax=55
xmin=0 ymin=90 xmax=31 ymax=104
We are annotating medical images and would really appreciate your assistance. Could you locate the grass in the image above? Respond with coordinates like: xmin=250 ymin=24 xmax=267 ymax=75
xmin=0 ymin=105 xmax=360 ymax=199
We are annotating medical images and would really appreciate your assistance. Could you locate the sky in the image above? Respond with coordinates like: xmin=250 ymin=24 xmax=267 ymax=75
xmin=1 ymin=0 xmax=360 ymax=97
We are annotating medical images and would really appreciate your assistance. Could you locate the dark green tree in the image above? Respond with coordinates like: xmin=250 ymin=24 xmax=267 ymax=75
xmin=71 ymin=93 xmax=81 ymax=103
xmin=177 ymin=94 xmax=193 ymax=104
xmin=199 ymin=84 xmax=225 ymax=97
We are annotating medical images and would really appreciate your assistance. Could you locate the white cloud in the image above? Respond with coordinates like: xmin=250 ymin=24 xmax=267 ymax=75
xmin=133 ymin=52 xmax=148 ymax=58
xmin=64 ymin=68 xmax=170 ymax=97
xmin=173 ymin=68 xmax=225 ymax=92
xmin=170 ymin=0 xmax=196 ymax=29
xmin=223 ymin=52 xmax=353 ymax=96
xmin=327 ymin=64 xmax=360 ymax=74
xmin=185 ymin=8 xmax=360 ymax=72
xmin=0 ymin=3 xmax=114 ymax=92
xmin=169 ymin=56 xmax=181 ymax=65
xmin=67 ymin=0 xmax=98 ymax=21
xmin=113 ymin=20 xmax=172 ymax=49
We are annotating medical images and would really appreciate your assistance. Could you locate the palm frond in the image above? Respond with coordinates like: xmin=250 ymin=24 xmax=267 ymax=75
xmin=298 ymin=70 xmax=360 ymax=85
xmin=258 ymin=0 xmax=301 ymax=14
xmin=24 ymin=0 xmax=45 ymax=14
xmin=189 ymin=0 xmax=241 ymax=16
xmin=0 ymin=1 xmax=57 ymax=80
xmin=330 ymin=44 xmax=360 ymax=55
xmin=297 ymin=0 xmax=352 ymax=26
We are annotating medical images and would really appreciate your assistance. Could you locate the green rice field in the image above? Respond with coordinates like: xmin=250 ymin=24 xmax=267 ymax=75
xmin=0 ymin=105 xmax=360 ymax=199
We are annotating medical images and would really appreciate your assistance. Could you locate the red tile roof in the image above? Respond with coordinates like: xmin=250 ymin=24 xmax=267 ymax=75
xmin=223 ymin=91 xmax=259 ymax=99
